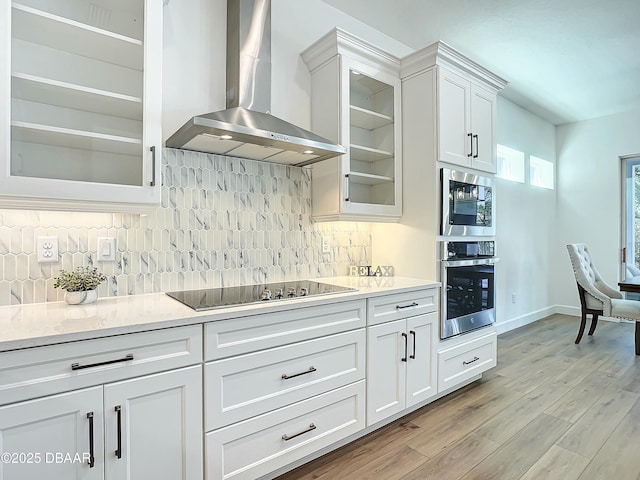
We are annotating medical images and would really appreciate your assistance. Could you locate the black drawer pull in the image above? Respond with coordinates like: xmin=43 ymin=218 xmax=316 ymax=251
xmin=410 ymin=330 xmax=416 ymax=359
xmin=463 ymin=356 xmax=480 ymax=366
xmin=72 ymin=354 xmax=134 ymax=371
xmin=115 ymin=405 xmax=122 ymax=459
xmin=401 ymin=333 xmax=408 ymax=362
xmin=396 ymin=302 xmax=418 ymax=310
xmin=282 ymin=423 xmax=316 ymax=441
xmin=282 ymin=366 xmax=316 ymax=380
xmin=87 ymin=412 xmax=95 ymax=468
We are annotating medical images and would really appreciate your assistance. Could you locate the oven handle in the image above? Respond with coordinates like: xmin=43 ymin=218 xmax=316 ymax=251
xmin=441 ymin=257 xmax=500 ymax=267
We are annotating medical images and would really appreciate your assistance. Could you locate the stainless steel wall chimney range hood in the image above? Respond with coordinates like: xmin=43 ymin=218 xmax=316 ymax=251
xmin=165 ymin=0 xmax=346 ymax=167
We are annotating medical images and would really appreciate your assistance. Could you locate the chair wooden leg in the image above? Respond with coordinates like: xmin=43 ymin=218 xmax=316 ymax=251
xmin=576 ymin=311 xmax=587 ymax=344
xmin=588 ymin=313 xmax=599 ymax=336
xmin=636 ymin=322 xmax=640 ymax=356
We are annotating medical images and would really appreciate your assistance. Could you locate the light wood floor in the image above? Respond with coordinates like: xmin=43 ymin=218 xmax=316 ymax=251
xmin=276 ymin=314 xmax=640 ymax=480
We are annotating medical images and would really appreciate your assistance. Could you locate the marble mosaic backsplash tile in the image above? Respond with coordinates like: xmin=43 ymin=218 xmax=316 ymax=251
xmin=0 ymin=148 xmax=371 ymax=306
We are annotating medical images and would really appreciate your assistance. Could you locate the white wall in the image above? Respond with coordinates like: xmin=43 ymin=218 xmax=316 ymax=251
xmin=554 ymin=108 xmax=640 ymax=313
xmin=161 ymin=0 xmax=412 ymax=139
xmin=494 ymin=97 xmax=556 ymax=332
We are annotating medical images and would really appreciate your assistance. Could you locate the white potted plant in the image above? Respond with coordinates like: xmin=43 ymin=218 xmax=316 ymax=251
xmin=53 ymin=266 xmax=107 ymax=305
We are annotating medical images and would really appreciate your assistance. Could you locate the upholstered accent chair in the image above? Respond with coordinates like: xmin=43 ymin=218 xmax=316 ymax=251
xmin=566 ymin=243 xmax=640 ymax=354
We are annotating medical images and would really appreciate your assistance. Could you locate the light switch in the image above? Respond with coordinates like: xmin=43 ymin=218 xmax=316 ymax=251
xmin=97 ymin=237 xmax=116 ymax=262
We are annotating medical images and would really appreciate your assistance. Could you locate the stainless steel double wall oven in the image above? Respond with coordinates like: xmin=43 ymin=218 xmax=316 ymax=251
xmin=440 ymin=168 xmax=497 ymax=340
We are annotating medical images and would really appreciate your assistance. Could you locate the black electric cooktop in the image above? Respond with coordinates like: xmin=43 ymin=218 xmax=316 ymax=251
xmin=166 ymin=280 xmax=356 ymax=311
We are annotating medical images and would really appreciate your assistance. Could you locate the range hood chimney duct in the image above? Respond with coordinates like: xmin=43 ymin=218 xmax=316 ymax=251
xmin=165 ymin=0 xmax=346 ymax=166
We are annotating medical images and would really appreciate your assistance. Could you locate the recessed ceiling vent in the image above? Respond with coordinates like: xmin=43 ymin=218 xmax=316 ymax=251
xmin=165 ymin=0 xmax=346 ymax=166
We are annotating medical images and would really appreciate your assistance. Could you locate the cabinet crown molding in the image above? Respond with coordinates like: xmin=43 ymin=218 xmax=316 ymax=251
xmin=401 ymin=41 xmax=508 ymax=93
xmin=302 ymin=27 xmax=401 ymax=76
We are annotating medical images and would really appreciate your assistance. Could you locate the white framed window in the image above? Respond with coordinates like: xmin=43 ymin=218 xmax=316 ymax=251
xmin=496 ymin=144 xmax=525 ymax=183
xmin=530 ymin=155 xmax=554 ymax=189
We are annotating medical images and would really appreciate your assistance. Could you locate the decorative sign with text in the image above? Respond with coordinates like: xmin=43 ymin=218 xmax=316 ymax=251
xmin=348 ymin=265 xmax=394 ymax=277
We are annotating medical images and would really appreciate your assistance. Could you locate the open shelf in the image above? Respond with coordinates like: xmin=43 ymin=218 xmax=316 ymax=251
xmin=350 ymin=105 xmax=393 ymax=130
xmin=350 ymin=144 xmax=394 ymax=163
xmin=349 ymin=172 xmax=394 ymax=186
xmin=350 ymin=71 xmax=391 ymax=97
xmin=12 ymin=3 xmax=143 ymax=70
xmin=12 ymin=122 xmax=142 ymax=156
xmin=12 ymin=73 xmax=143 ymax=119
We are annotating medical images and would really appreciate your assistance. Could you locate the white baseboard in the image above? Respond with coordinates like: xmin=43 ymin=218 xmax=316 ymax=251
xmin=495 ymin=306 xmax=556 ymax=334
xmin=554 ymin=304 xmax=580 ymax=317
xmin=497 ymin=305 xmax=623 ymax=334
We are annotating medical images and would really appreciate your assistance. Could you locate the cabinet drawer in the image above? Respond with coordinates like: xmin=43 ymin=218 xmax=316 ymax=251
xmin=205 ymin=300 xmax=366 ymax=361
xmin=438 ymin=331 xmax=497 ymax=392
xmin=205 ymin=329 xmax=365 ymax=430
xmin=0 ymin=325 xmax=203 ymax=406
xmin=367 ymin=288 xmax=438 ymax=326
xmin=206 ymin=381 xmax=365 ymax=480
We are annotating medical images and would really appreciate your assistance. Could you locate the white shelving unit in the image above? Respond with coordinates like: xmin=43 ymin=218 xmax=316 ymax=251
xmin=0 ymin=0 xmax=162 ymax=212
xmin=302 ymin=28 xmax=402 ymax=222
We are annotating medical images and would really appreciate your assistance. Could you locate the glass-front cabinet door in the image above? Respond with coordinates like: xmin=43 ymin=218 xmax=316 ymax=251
xmin=302 ymin=28 xmax=402 ymax=222
xmin=343 ymin=59 xmax=401 ymax=218
xmin=0 ymin=0 xmax=162 ymax=212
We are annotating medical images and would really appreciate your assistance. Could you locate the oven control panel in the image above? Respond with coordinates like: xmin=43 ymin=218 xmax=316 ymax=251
xmin=443 ymin=241 xmax=495 ymax=261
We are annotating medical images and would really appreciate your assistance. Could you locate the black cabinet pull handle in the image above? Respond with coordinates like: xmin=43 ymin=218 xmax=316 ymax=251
xmin=410 ymin=330 xmax=416 ymax=359
xmin=282 ymin=423 xmax=316 ymax=441
xmin=463 ymin=356 xmax=480 ymax=365
xmin=396 ymin=302 xmax=418 ymax=310
xmin=87 ymin=412 xmax=95 ymax=468
xmin=282 ymin=366 xmax=316 ymax=380
xmin=344 ymin=174 xmax=350 ymax=202
xmin=467 ymin=133 xmax=473 ymax=157
xmin=401 ymin=333 xmax=408 ymax=362
xmin=473 ymin=134 xmax=479 ymax=158
xmin=72 ymin=354 xmax=134 ymax=371
xmin=115 ymin=405 xmax=122 ymax=459
xmin=150 ymin=146 xmax=157 ymax=186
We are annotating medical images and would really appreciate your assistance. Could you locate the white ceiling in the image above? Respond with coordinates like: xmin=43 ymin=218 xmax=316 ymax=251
xmin=320 ymin=0 xmax=640 ymax=125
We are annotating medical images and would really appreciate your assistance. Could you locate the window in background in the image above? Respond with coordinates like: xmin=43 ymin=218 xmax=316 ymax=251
xmin=530 ymin=155 xmax=554 ymax=189
xmin=496 ymin=144 xmax=525 ymax=183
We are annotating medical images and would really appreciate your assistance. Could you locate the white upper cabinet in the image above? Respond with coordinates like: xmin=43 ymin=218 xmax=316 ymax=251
xmin=402 ymin=41 xmax=507 ymax=174
xmin=438 ymin=68 xmax=497 ymax=173
xmin=302 ymin=28 xmax=402 ymax=222
xmin=0 ymin=0 xmax=162 ymax=212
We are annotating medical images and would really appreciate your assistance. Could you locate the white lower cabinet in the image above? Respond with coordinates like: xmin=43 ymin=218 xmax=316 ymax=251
xmin=438 ymin=330 xmax=497 ymax=392
xmin=0 ymin=386 xmax=105 ymax=480
xmin=103 ymin=366 xmax=203 ymax=480
xmin=366 ymin=312 xmax=438 ymax=425
xmin=0 ymin=325 xmax=203 ymax=480
xmin=0 ymin=365 xmax=202 ymax=480
xmin=206 ymin=381 xmax=365 ymax=480
xmin=203 ymin=301 xmax=367 ymax=480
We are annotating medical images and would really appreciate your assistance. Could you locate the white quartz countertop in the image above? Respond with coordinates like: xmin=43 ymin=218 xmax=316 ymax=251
xmin=0 ymin=276 xmax=439 ymax=351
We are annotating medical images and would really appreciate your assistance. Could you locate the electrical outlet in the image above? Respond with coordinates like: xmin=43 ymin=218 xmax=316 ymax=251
xmin=97 ymin=237 xmax=116 ymax=262
xmin=37 ymin=236 xmax=59 ymax=263
xmin=511 ymin=292 xmax=516 ymax=304
xmin=321 ymin=236 xmax=330 ymax=254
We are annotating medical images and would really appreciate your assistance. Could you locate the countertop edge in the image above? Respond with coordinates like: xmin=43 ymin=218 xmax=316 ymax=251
xmin=0 ymin=276 xmax=440 ymax=351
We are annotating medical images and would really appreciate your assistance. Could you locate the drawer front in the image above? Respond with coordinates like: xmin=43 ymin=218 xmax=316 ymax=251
xmin=0 ymin=325 xmax=203 ymax=406
xmin=206 ymin=381 xmax=365 ymax=480
xmin=438 ymin=331 xmax=497 ymax=392
xmin=367 ymin=288 xmax=438 ymax=326
xmin=205 ymin=329 xmax=365 ymax=430
xmin=205 ymin=300 xmax=366 ymax=361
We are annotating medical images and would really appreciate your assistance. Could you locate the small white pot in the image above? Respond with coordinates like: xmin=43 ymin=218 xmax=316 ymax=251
xmin=65 ymin=290 xmax=98 ymax=305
